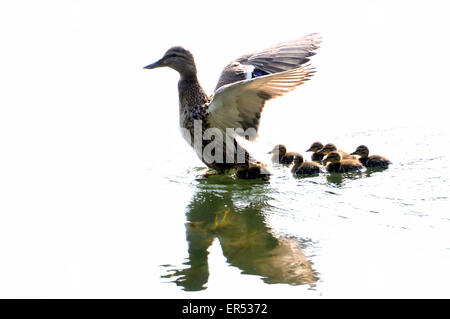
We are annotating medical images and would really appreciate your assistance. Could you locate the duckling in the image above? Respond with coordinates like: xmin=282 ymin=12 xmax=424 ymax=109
xmin=323 ymin=151 xmax=363 ymax=173
xmin=306 ymin=141 xmax=324 ymax=162
xmin=235 ymin=162 xmax=271 ymax=180
xmin=316 ymin=143 xmax=355 ymax=160
xmin=291 ymin=154 xmax=321 ymax=176
xmin=268 ymin=144 xmax=299 ymax=164
xmin=350 ymin=145 xmax=391 ymax=168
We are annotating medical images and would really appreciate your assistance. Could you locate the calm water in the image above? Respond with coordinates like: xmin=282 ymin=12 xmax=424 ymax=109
xmin=154 ymin=125 xmax=450 ymax=297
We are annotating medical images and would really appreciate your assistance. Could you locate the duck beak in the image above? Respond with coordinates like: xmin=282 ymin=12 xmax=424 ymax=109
xmin=143 ymin=58 xmax=164 ymax=69
xmin=350 ymin=151 xmax=357 ymax=155
xmin=268 ymin=150 xmax=273 ymax=154
xmin=306 ymin=147 xmax=312 ymax=152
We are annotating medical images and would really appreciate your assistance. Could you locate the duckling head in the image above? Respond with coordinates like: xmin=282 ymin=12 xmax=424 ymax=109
xmin=351 ymin=145 xmax=370 ymax=157
xmin=306 ymin=141 xmax=323 ymax=152
xmin=323 ymin=151 xmax=341 ymax=165
xmin=143 ymin=46 xmax=197 ymax=79
xmin=268 ymin=144 xmax=287 ymax=156
xmin=317 ymin=143 xmax=337 ymax=155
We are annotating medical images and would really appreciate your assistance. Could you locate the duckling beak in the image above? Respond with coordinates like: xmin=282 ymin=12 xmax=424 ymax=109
xmin=306 ymin=147 xmax=313 ymax=152
xmin=268 ymin=150 xmax=273 ymax=154
xmin=143 ymin=58 xmax=164 ymax=69
xmin=350 ymin=151 xmax=357 ymax=155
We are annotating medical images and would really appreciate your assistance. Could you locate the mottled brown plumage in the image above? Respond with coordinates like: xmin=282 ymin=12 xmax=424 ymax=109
xmin=291 ymin=154 xmax=321 ymax=176
xmin=350 ymin=145 xmax=391 ymax=168
xmin=323 ymin=151 xmax=363 ymax=173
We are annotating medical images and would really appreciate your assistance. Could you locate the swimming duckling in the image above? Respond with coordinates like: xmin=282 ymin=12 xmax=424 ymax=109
xmin=236 ymin=162 xmax=271 ymax=180
xmin=291 ymin=154 xmax=321 ymax=176
xmin=323 ymin=151 xmax=363 ymax=173
xmin=350 ymin=145 xmax=391 ymax=168
xmin=316 ymin=143 xmax=355 ymax=159
xmin=268 ymin=144 xmax=298 ymax=164
xmin=306 ymin=141 xmax=324 ymax=162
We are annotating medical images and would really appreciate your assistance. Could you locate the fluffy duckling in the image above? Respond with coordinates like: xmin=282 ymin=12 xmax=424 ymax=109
xmin=236 ymin=162 xmax=271 ymax=180
xmin=144 ymin=34 xmax=320 ymax=174
xmin=268 ymin=144 xmax=298 ymax=164
xmin=306 ymin=141 xmax=324 ymax=162
xmin=317 ymin=143 xmax=355 ymax=159
xmin=323 ymin=151 xmax=363 ymax=173
xmin=350 ymin=145 xmax=391 ymax=168
xmin=291 ymin=154 xmax=321 ymax=176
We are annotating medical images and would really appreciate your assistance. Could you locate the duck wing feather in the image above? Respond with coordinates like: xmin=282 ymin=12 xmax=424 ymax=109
xmin=215 ymin=33 xmax=322 ymax=90
xmin=207 ymin=65 xmax=314 ymax=140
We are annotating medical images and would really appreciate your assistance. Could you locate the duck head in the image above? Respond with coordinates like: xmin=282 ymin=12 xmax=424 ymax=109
xmin=306 ymin=141 xmax=323 ymax=152
xmin=316 ymin=143 xmax=337 ymax=155
xmin=268 ymin=144 xmax=287 ymax=156
xmin=322 ymin=151 xmax=341 ymax=165
xmin=143 ymin=46 xmax=197 ymax=79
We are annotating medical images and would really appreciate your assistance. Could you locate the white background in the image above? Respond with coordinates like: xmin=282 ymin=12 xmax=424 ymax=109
xmin=0 ymin=0 xmax=449 ymax=297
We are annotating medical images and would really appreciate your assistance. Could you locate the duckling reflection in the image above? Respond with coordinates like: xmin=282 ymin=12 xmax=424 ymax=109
xmin=162 ymin=177 xmax=318 ymax=290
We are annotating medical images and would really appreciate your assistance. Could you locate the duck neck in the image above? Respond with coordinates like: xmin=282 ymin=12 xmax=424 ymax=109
xmin=178 ymin=75 xmax=209 ymax=113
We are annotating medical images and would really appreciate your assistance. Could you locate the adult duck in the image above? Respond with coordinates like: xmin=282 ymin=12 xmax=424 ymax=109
xmin=143 ymin=33 xmax=321 ymax=177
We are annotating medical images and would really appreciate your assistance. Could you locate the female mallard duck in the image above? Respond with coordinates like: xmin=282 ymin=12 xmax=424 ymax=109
xmin=317 ymin=143 xmax=355 ymax=159
xmin=268 ymin=144 xmax=300 ymax=164
xmin=350 ymin=145 xmax=391 ymax=168
xmin=291 ymin=154 xmax=321 ymax=176
xmin=143 ymin=33 xmax=321 ymax=178
xmin=306 ymin=141 xmax=324 ymax=162
xmin=323 ymin=151 xmax=363 ymax=173
xmin=236 ymin=162 xmax=271 ymax=180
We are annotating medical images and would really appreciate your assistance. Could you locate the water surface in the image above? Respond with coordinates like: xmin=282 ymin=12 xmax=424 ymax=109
xmin=155 ymin=125 xmax=450 ymax=297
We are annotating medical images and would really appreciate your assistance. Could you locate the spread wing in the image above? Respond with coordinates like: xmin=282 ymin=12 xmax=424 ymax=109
xmin=207 ymin=65 xmax=314 ymax=141
xmin=215 ymin=33 xmax=322 ymax=91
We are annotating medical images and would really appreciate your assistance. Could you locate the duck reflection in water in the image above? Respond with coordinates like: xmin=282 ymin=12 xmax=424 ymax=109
xmin=162 ymin=175 xmax=318 ymax=291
